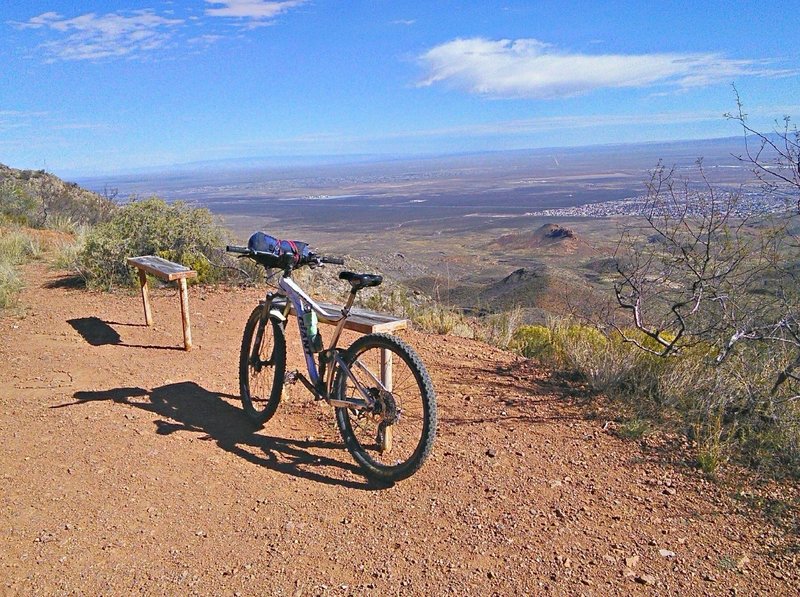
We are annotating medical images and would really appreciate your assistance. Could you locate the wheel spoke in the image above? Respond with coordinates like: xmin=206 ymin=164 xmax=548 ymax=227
xmin=334 ymin=334 xmax=436 ymax=482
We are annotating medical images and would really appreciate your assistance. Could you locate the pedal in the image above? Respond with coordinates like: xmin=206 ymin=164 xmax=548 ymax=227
xmin=284 ymin=370 xmax=299 ymax=386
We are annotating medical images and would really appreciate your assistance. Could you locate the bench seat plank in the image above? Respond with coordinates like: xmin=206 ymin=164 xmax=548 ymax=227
xmin=286 ymin=301 xmax=408 ymax=334
xmin=127 ymin=256 xmax=198 ymax=281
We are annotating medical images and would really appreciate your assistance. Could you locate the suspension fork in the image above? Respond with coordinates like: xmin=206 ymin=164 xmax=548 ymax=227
xmin=251 ymin=294 xmax=284 ymax=365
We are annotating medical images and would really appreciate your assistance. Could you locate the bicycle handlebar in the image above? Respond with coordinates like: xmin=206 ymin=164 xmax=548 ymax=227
xmin=225 ymin=245 xmax=344 ymax=269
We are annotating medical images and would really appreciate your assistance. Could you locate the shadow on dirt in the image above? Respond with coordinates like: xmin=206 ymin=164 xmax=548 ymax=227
xmin=68 ymin=317 xmax=121 ymax=346
xmin=67 ymin=317 xmax=185 ymax=351
xmin=45 ymin=275 xmax=85 ymax=290
xmin=59 ymin=382 xmax=385 ymax=491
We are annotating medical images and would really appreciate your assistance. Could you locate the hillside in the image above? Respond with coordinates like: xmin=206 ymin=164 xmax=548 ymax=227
xmin=493 ymin=223 xmax=584 ymax=255
xmin=0 ymin=163 xmax=114 ymax=226
xmin=1 ymin=259 xmax=797 ymax=594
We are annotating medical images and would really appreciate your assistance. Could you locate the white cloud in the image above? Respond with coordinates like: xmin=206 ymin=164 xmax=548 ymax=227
xmin=11 ymin=10 xmax=184 ymax=61
xmin=204 ymin=0 xmax=306 ymax=23
xmin=0 ymin=110 xmax=49 ymax=132
xmin=419 ymin=37 xmax=797 ymax=99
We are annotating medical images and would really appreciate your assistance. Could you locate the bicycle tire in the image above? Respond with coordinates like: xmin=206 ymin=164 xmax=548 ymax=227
xmin=239 ymin=304 xmax=286 ymax=425
xmin=334 ymin=333 xmax=436 ymax=482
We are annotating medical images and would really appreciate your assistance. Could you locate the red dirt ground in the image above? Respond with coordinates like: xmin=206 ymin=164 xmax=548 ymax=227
xmin=1 ymin=262 xmax=797 ymax=595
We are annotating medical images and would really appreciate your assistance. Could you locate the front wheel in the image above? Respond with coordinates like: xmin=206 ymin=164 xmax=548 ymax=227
xmin=239 ymin=304 xmax=286 ymax=425
xmin=334 ymin=333 xmax=436 ymax=483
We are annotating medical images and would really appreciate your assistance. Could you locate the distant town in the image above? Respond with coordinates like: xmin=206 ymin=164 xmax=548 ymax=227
xmin=534 ymin=186 xmax=795 ymax=219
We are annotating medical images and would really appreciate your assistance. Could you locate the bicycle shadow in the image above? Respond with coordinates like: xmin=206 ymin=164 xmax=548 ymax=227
xmin=59 ymin=381 xmax=384 ymax=490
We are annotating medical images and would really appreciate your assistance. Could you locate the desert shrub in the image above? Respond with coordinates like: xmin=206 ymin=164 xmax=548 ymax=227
xmin=0 ymin=227 xmax=42 ymax=309
xmin=552 ymin=322 xmax=636 ymax=393
xmin=413 ymin=304 xmax=468 ymax=335
xmin=476 ymin=306 xmax=524 ymax=349
xmin=0 ymin=181 xmax=38 ymax=226
xmin=0 ymin=228 xmax=42 ymax=264
xmin=78 ymin=197 xmax=226 ymax=289
xmin=511 ymin=325 xmax=557 ymax=360
xmin=0 ymin=262 xmax=22 ymax=308
xmin=50 ymin=225 xmax=90 ymax=272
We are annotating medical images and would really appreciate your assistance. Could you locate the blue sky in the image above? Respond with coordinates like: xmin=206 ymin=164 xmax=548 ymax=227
xmin=1 ymin=0 xmax=798 ymax=177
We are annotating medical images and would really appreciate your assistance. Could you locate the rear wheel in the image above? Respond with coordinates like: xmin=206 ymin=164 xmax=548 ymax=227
xmin=239 ymin=304 xmax=286 ymax=425
xmin=334 ymin=333 xmax=436 ymax=483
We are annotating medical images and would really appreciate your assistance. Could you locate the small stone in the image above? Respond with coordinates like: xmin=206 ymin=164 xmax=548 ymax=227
xmin=736 ymin=555 xmax=750 ymax=570
xmin=662 ymin=487 xmax=676 ymax=496
xmin=703 ymin=573 xmax=716 ymax=582
xmin=625 ymin=556 xmax=640 ymax=568
xmin=486 ymin=449 xmax=496 ymax=458
xmin=195 ymin=530 xmax=206 ymax=537
xmin=658 ymin=549 xmax=676 ymax=558
xmin=636 ymin=574 xmax=656 ymax=586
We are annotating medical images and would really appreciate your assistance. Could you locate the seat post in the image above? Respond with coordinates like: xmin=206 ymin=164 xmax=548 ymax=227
xmin=341 ymin=289 xmax=357 ymax=316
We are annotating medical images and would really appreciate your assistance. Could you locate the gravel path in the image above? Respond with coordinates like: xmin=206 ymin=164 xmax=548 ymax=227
xmin=1 ymin=263 xmax=797 ymax=595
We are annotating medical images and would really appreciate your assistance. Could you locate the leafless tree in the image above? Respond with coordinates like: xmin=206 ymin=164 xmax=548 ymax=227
xmin=613 ymin=97 xmax=800 ymax=420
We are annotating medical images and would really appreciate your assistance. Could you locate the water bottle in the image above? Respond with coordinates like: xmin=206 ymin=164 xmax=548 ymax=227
xmin=302 ymin=308 xmax=323 ymax=352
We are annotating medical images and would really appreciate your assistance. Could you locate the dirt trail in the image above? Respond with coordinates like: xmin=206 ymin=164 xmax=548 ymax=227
xmin=1 ymin=263 xmax=797 ymax=595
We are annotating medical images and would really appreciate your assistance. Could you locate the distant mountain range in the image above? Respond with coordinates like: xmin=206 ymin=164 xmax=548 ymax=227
xmin=74 ymin=135 xmax=755 ymax=191
xmin=69 ymin=134 xmax=765 ymax=206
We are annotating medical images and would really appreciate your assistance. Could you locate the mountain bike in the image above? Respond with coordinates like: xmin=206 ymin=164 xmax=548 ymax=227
xmin=226 ymin=233 xmax=436 ymax=483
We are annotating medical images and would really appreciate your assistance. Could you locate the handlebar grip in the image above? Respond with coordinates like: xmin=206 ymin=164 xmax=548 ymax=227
xmin=226 ymin=245 xmax=250 ymax=254
xmin=321 ymin=256 xmax=345 ymax=265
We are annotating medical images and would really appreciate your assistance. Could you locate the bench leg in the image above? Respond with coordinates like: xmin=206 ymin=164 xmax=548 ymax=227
xmin=380 ymin=349 xmax=393 ymax=391
xmin=138 ymin=269 xmax=153 ymax=326
xmin=380 ymin=348 xmax=393 ymax=453
xmin=178 ymin=278 xmax=192 ymax=351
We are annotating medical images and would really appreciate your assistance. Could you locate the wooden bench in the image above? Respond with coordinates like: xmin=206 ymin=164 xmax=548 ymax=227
xmin=285 ymin=300 xmax=409 ymax=396
xmin=127 ymin=255 xmax=197 ymax=351
xmin=288 ymin=301 xmax=408 ymax=334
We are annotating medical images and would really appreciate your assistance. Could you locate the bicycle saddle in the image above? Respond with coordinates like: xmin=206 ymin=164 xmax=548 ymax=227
xmin=339 ymin=271 xmax=383 ymax=291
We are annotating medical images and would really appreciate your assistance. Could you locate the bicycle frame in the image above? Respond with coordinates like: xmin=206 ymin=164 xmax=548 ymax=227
xmin=258 ymin=274 xmax=384 ymax=410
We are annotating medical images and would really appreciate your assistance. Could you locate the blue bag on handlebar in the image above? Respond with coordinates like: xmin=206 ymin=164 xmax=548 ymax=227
xmin=247 ymin=231 xmax=309 ymax=264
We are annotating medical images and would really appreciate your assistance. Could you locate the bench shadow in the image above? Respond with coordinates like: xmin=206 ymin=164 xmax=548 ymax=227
xmin=45 ymin=275 xmax=85 ymax=290
xmin=67 ymin=317 xmax=186 ymax=351
xmin=58 ymin=382 xmax=384 ymax=490
xmin=68 ymin=317 xmax=121 ymax=346
xmin=102 ymin=320 xmax=150 ymax=328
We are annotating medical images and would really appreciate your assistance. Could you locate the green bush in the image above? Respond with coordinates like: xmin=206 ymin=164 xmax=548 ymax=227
xmin=0 ymin=182 xmax=38 ymax=226
xmin=0 ymin=227 xmax=42 ymax=309
xmin=0 ymin=262 xmax=23 ymax=308
xmin=78 ymin=197 xmax=226 ymax=289
xmin=511 ymin=325 xmax=556 ymax=360
xmin=0 ymin=228 xmax=42 ymax=264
